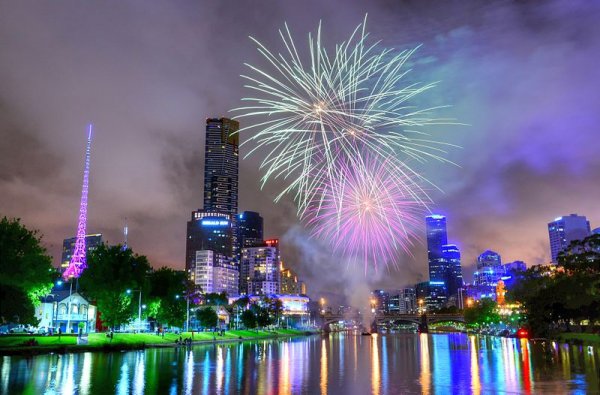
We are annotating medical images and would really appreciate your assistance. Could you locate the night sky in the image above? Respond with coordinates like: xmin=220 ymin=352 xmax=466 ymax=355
xmin=1 ymin=0 xmax=599 ymax=304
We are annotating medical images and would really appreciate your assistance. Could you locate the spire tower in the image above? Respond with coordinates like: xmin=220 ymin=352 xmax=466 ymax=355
xmin=63 ymin=124 xmax=93 ymax=280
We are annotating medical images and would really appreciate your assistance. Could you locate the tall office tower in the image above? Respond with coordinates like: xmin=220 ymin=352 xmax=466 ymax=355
xmin=186 ymin=210 xmax=235 ymax=291
xmin=61 ymin=234 xmax=103 ymax=273
xmin=441 ymin=244 xmax=463 ymax=298
xmin=203 ymin=118 xmax=239 ymax=253
xmin=548 ymin=214 xmax=591 ymax=262
xmin=237 ymin=211 xmax=264 ymax=253
xmin=474 ymin=250 xmax=504 ymax=286
xmin=426 ymin=215 xmax=448 ymax=284
xmin=240 ymin=246 xmax=280 ymax=295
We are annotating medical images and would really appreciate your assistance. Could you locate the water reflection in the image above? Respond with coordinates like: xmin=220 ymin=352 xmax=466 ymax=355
xmin=371 ymin=334 xmax=380 ymax=395
xmin=1 ymin=334 xmax=599 ymax=394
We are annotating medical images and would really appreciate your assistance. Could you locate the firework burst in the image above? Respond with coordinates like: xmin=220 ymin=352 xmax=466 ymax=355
xmin=305 ymin=155 xmax=428 ymax=271
xmin=234 ymin=15 xmax=455 ymax=217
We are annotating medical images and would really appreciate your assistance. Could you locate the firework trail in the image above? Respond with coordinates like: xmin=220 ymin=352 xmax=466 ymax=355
xmin=305 ymin=155 xmax=428 ymax=271
xmin=235 ymin=16 xmax=456 ymax=270
xmin=234 ymin=15 xmax=455 ymax=218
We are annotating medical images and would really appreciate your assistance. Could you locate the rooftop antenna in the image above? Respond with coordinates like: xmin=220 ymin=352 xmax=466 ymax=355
xmin=123 ymin=217 xmax=128 ymax=250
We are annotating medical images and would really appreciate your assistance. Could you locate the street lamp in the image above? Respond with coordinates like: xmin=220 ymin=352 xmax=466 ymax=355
xmin=176 ymin=293 xmax=191 ymax=332
xmin=127 ymin=289 xmax=143 ymax=331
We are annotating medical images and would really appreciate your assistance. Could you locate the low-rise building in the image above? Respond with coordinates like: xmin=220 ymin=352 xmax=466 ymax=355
xmin=36 ymin=289 xmax=97 ymax=334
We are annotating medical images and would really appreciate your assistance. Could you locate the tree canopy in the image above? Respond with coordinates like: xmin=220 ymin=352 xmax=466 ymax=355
xmin=509 ymin=234 xmax=600 ymax=336
xmin=197 ymin=307 xmax=218 ymax=329
xmin=79 ymin=244 xmax=151 ymax=329
xmin=0 ymin=217 xmax=54 ymax=324
xmin=146 ymin=267 xmax=189 ymax=327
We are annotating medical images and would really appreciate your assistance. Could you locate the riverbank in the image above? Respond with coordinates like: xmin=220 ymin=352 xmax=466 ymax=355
xmin=554 ymin=332 xmax=600 ymax=346
xmin=0 ymin=329 xmax=316 ymax=356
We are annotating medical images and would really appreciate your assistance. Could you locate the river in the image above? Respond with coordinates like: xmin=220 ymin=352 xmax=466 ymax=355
xmin=1 ymin=333 xmax=599 ymax=394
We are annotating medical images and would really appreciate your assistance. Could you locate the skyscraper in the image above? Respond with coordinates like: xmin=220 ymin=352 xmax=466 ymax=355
xmin=185 ymin=210 xmax=236 ymax=294
xmin=441 ymin=244 xmax=463 ymax=298
xmin=185 ymin=118 xmax=240 ymax=293
xmin=548 ymin=214 xmax=591 ymax=262
xmin=237 ymin=211 xmax=264 ymax=251
xmin=203 ymin=118 xmax=239 ymax=216
xmin=426 ymin=215 xmax=448 ymax=284
xmin=474 ymin=250 xmax=503 ymax=286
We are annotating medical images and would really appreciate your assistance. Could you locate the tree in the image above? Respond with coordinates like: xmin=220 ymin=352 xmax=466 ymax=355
xmin=464 ymin=298 xmax=500 ymax=328
xmin=197 ymin=307 xmax=218 ymax=329
xmin=146 ymin=267 xmax=189 ymax=328
xmin=250 ymin=303 xmax=271 ymax=328
xmin=78 ymin=244 xmax=151 ymax=329
xmin=509 ymin=234 xmax=600 ymax=336
xmin=204 ymin=292 xmax=228 ymax=306
xmin=240 ymin=309 xmax=257 ymax=329
xmin=0 ymin=217 xmax=54 ymax=324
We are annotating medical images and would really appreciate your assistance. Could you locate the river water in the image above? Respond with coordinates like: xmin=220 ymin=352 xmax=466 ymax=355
xmin=1 ymin=333 xmax=599 ymax=394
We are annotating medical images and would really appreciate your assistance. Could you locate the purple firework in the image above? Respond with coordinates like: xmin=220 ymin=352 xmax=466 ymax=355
xmin=305 ymin=155 xmax=428 ymax=272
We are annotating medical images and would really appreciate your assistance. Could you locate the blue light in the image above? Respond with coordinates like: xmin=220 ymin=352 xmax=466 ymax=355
xmin=501 ymin=276 xmax=511 ymax=280
xmin=430 ymin=281 xmax=445 ymax=285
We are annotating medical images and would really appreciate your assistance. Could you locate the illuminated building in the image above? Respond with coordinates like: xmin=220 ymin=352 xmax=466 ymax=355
xmin=280 ymin=261 xmax=306 ymax=295
xmin=427 ymin=281 xmax=447 ymax=311
xmin=192 ymin=250 xmax=239 ymax=296
xmin=37 ymin=289 xmax=97 ymax=333
xmin=371 ymin=290 xmax=389 ymax=314
xmin=387 ymin=288 xmax=416 ymax=314
xmin=440 ymin=244 xmax=463 ymax=299
xmin=185 ymin=210 xmax=234 ymax=285
xmin=240 ymin=245 xmax=280 ymax=295
xmin=203 ymin=118 xmax=239 ymax=219
xmin=593 ymin=227 xmax=600 ymax=235
xmin=548 ymin=214 xmax=591 ymax=262
xmin=237 ymin=211 xmax=264 ymax=255
xmin=426 ymin=215 xmax=448 ymax=284
xmin=474 ymin=250 xmax=504 ymax=287
xmin=60 ymin=234 xmax=102 ymax=273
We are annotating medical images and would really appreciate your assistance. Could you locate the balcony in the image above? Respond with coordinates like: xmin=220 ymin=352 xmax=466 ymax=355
xmin=56 ymin=313 xmax=88 ymax=321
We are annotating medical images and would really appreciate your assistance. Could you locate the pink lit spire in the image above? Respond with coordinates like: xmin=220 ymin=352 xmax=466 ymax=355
xmin=63 ymin=124 xmax=93 ymax=280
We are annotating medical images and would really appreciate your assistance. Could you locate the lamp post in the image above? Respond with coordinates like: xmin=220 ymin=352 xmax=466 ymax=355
xmin=127 ymin=289 xmax=143 ymax=331
xmin=176 ymin=294 xmax=191 ymax=332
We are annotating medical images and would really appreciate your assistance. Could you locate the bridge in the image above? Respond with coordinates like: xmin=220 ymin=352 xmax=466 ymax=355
xmin=320 ymin=312 xmax=464 ymax=330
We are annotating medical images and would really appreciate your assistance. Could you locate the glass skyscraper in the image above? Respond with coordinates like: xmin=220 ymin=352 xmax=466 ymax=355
xmin=426 ymin=215 xmax=448 ymax=283
xmin=237 ymin=211 xmax=264 ymax=252
xmin=441 ymin=244 xmax=463 ymax=298
xmin=185 ymin=118 xmax=241 ymax=295
xmin=548 ymin=214 xmax=591 ymax=262
xmin=203 ymin=118 xmax=239 ymax=216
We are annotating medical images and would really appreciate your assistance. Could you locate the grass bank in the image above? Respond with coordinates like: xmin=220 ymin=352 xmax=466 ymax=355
xmin=0 ymin=329 xmax=314 ymax=356
xmin=554 ymin=333 xmax=600 ymax=346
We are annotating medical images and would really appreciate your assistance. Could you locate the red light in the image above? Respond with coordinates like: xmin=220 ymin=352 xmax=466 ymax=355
xmin=517 ymin=328 xmax=529 ymax=338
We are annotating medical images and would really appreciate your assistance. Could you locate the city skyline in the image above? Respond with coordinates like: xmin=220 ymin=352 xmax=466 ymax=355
xmin=1 ymin=0 xmax=599 ymax=297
